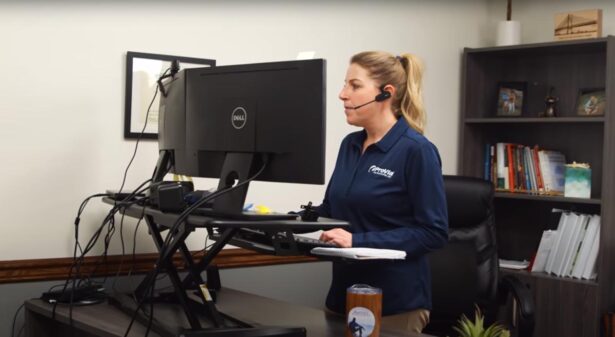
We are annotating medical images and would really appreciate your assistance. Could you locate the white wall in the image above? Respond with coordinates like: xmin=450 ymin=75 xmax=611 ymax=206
xmin=0 ymin=0 xmax=490 ymax=260
xmin=487 ymin=0 xmax=614 ymax=45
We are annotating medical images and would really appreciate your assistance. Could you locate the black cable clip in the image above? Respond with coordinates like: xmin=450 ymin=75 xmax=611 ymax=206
xmin=300 ymin=201 xmax=319 ymax=222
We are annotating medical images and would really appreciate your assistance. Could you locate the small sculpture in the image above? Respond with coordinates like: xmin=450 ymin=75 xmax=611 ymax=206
xmin=543 ymin=87 xmax=558 ymax=117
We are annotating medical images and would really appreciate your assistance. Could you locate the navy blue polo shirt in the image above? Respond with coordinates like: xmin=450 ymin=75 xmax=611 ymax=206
xmin=317 ymin=118 xmax=448 ymax=315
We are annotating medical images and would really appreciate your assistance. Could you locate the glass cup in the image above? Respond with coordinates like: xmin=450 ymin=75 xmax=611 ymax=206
xmin=346 ymin=284 xmax=382 ymax=337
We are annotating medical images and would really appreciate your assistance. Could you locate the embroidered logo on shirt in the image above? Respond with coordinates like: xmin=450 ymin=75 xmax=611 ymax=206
xmin=368 ymin=165 xmax=395 ymax=178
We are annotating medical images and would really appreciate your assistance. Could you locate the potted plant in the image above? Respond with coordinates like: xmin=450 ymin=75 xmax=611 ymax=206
xmin=451 ymin=307 xmax=510 ymax=337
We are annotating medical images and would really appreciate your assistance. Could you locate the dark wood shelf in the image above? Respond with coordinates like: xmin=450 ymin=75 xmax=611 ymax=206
xmin=459 ymin=36 xmax=614 ymax=337
xmin=500 ymin=268 xmax=598 ymax=287
xmin=494 ymin=192 xmax=602 ymax=205
xmin=465 ymin=37 xmax=608 ymax=54
xmin=466 ymin=117 xmax=605 ymax=124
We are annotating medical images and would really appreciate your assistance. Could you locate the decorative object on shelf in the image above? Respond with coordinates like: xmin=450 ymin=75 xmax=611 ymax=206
xmin=576 ymin=88 xmax=606 ymax=116
xmin=564 ymin=162 xmax=591 ymax=199
xmin=554 ymin=9 xmax=602 ymax=41
xmin=527 ymin=81 xmax=549 ymax=117
xmin=543 ymin=86 xmax=558 ymax=117
xmin=496 ymin=82 xmax=526 ymax=117
xmin=496 ymin=0 xmax=521 ymax=46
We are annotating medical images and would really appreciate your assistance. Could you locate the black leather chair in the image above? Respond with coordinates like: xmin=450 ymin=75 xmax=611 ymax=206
xmin=424 ymin=175 xmax=534 ymax=337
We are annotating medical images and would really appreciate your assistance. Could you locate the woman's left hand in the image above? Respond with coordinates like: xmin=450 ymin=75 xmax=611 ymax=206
xmin=320 ymin=228 xmax=352 ymax=248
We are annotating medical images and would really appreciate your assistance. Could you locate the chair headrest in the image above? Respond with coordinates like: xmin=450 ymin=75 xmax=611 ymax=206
xmin=443 ymin=175 xmax=494 ymax=229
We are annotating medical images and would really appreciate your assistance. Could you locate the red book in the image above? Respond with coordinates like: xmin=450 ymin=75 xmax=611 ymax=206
xmin=532 ymin=146 xmax=544 ymax=192
xmin=507 ymin=144 xmax=515 ymax=192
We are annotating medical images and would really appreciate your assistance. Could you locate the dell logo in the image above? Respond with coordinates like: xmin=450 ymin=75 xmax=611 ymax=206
xmin=231 ymin=107 xmax=247 ymax=129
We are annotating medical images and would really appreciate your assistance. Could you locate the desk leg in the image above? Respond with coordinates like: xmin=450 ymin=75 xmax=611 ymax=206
xmin=24 ymin=308 xmax=49 ymax=337
xmin=24 ymin=307 xmax=97 ymax=337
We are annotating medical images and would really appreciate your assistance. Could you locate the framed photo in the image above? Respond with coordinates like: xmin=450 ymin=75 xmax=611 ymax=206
xmin=124 ymin=51 xmax=215 ymax=139
xmin=496 ymin=82 xmax=527 ymax=117
xmin=575 ymin=88 xmax=606 ymax=116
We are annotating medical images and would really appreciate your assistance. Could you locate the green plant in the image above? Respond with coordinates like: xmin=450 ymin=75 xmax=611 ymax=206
xmin=451 ymin=307 xmax=510 ymax=337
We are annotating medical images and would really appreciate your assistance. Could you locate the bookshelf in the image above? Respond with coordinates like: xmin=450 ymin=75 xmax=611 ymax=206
xmin=459 ymin=36 xmax=615 ymax=337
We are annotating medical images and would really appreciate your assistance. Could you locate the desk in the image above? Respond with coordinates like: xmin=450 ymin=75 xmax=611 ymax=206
xmin=24 ymin=288 xmax=433 ymax=337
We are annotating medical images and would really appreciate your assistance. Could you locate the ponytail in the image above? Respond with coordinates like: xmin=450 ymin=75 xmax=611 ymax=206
xmin=398 ymin=54 xmax=426 ymax=134
xmin=350 ymin=51 xmax=426 ymax=134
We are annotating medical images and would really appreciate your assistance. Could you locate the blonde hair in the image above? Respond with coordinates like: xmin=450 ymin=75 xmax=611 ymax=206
xmin=350 ymin=51 xmax=426 ymax=134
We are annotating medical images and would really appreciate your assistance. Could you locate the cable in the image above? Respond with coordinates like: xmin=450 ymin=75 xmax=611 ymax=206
xmin=127 ymin=206 xmax=146 ymax=299
xmin=123 ymin=155 xmax=270 ymax=337
xmin=11 ymin=303 xmax=24 ymax=337
xmin=52 ymin=181 xmax=151 ymax=333
xmin=111 ymin=210 xmax=128 ymax=293
xmin=51 ymin=65 xmax=170 ymax=336
xmin=116 ymin=67 xmax=168 ymax=198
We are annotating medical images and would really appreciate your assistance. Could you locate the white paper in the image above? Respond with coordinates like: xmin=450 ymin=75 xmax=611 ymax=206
xmin=310 ymin=247 xmax=406 ymax=260
xmin=499 ymin=259 xmax=530 ymax=270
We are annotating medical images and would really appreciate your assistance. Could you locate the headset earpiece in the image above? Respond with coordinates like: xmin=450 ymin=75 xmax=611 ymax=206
xmin=375 ymin=85 xmax=392 ymax=102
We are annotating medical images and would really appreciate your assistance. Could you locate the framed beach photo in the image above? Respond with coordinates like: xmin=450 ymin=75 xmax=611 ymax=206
xmin=575 ymin=88 xmax=606 ymax=116
xmin=124 ymin=51 xmax=215 ymax=139
xmin=496 ymin=82 xmax=527 ymax=117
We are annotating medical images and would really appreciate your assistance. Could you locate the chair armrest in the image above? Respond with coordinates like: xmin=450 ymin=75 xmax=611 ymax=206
xmin=498 ymin=274 xmax=535 ymax=337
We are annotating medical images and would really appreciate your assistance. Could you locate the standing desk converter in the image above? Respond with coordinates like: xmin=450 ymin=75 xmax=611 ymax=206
xmin=98 ymin=198 xmax=359 ymax=336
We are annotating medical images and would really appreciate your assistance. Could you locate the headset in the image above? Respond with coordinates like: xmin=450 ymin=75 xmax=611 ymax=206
xmin=352 ymin=84 xmax=392 ymax=110
xmin=375 ymin=85 xmax=392 ymax=102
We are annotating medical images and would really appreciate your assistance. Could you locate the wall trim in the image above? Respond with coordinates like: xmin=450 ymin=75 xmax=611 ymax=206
xmin=0 ymin=249 xmax=317 ymax=284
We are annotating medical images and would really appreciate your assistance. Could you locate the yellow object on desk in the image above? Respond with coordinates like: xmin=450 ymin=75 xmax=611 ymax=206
xmin=255 ymin=205 xmax=272 ymax=214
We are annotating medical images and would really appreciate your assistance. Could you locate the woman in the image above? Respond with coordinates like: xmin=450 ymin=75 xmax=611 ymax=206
xmin=317 ymin=51 xmax=448 ymax=333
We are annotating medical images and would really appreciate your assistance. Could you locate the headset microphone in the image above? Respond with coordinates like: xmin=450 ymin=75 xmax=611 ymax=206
xmin=350 ymin=86 xmax=392 ymax=110
xmin=351 ymin=99 xmax=377 ymax=110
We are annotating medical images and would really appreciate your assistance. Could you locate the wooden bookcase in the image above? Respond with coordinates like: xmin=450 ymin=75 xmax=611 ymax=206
xmin=459 ymin=36 xmax=615 ymax=337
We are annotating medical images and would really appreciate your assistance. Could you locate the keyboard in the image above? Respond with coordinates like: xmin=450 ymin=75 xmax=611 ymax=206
xmin=293 ymin=235 xmax=337 ymax=248
xmin=210 ymin=228 xmax=337 ymax=255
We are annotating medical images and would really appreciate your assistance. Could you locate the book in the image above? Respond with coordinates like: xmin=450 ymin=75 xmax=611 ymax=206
xmin=538 ymin=150 xmax=552 ymax=192
xmin=532 ymin=146 xmax=545 ymax=192
xmin=571 ymin=215 xmax=600 ymax=279
xmin=484 ymin=143 xmax=491 ymax=181
xmin=496 ymin=143 xmax=506 ymax=189
xmin=525 ymin=146 xmax=537 ymax=192
xmin=507 ymin=143 xmax=515 ymax=191
xmin=543 ymin=150 xmax=567 ymax=194
xmin=531 ymin=230 xmax=557 ymax=273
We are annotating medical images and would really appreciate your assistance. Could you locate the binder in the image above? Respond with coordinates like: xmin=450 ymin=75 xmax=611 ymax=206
xmin=551 ymin=213 xmax=579 ymax=276
xmin=582 ymin=221 xmax=601 ymax=280
xmin=571 ymin=215 xmax=600 ymax=279
xmin=531 ymin=230 xmax=557 ymax=273
xmin=560 ymin=214 xmax=588 ymax=277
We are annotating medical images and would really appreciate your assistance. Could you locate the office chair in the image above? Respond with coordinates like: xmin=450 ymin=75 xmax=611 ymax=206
xmin=424 ymin=175 xmax=534 ymax=337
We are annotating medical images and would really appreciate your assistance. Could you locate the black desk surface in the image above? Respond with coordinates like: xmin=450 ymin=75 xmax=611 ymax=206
xmin=25 ymin=288 xmax=433 ymax=337
xmin=104 ymin=197 xmax=349 ymax=231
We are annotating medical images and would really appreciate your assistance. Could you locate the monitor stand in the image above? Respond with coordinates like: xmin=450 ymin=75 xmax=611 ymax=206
xmin=209 ymin=152 xmax=296 ymax=221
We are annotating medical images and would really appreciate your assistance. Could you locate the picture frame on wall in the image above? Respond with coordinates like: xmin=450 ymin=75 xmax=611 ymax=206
xmin=124 ymin=51 xmax=216 ymax=139
xmin=575 ymin=88 xmax=606 ymax=116
xmin=496 ymin=82 xmax=527 ymax=117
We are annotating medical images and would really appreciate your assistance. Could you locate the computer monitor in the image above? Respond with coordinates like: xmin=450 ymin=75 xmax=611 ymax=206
xmin=158 ymin=59 xmax=326 ymax=217
xmin=157 ymin=69 xmax=195 ymax=178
